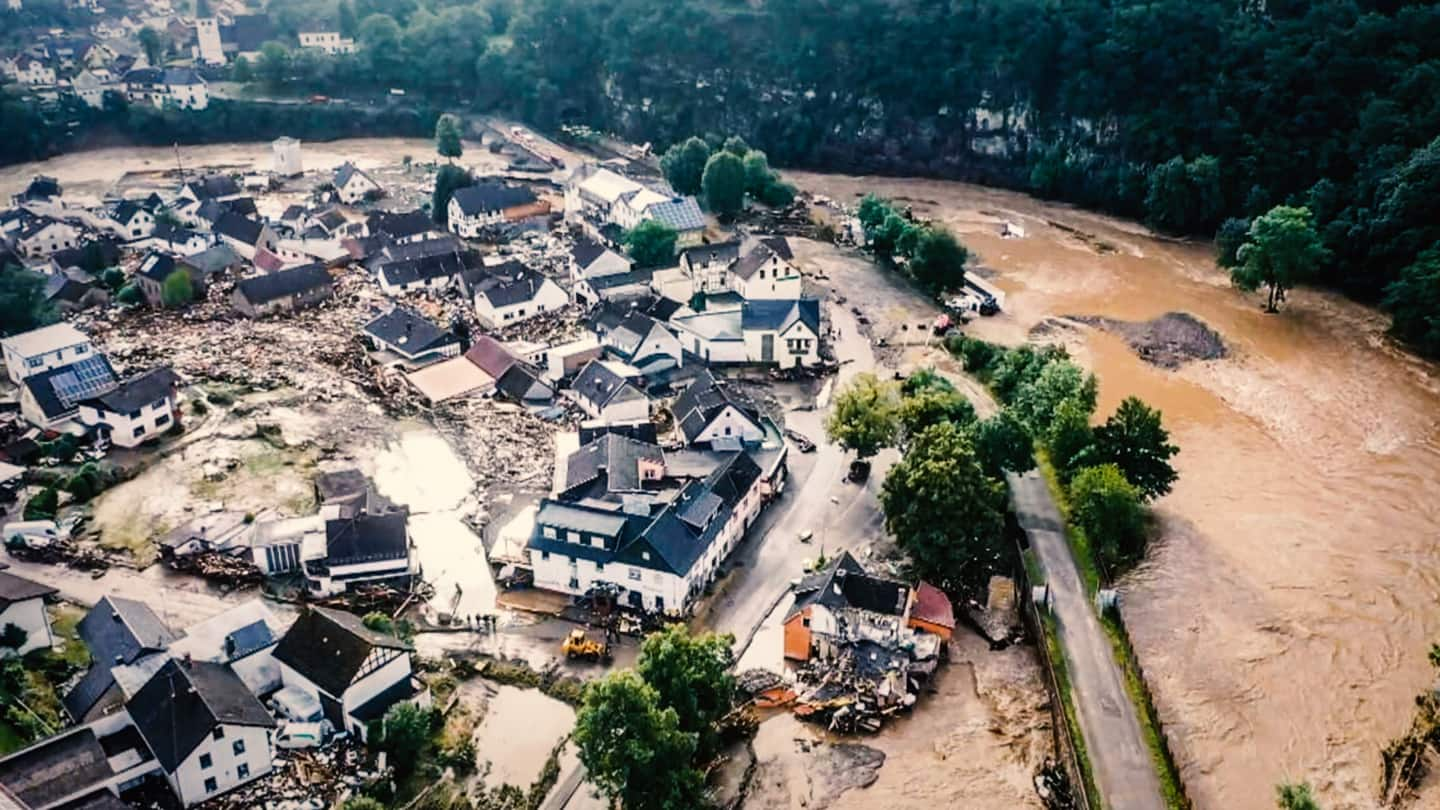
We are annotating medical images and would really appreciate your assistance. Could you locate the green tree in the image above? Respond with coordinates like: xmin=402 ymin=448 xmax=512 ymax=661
xmin=338 ymin=0 xmax=358 ymax=37
xmin=100 ymin=268 xmax=125 ymax=292
xmin=856 ymin=194 xmax=892 ymax=232
xmin=1215 ymin=217 xmax=1250 ymax=269
xmin=1047 ymin=397 xmax=1096 ymax=481
xmin=115 ymin=284 xmax=144 ymax=307
xmin=722 ymin=135 xmax=749 ymax=156
xmin=0 ymin=623 xmax=26 ymax=652
xmin=970 ymin=410 xmax=1035 ymax=478
xmin=434 ymin=113 xmax=463 ymax=162
xmin=701 ymin=150 xmax=745 ymax=218
xmin=23 ymin=487 xmax=58 ymax=521
xmin=232 ymin=56 xmax=254 ymax=83
xmin=430 ymin=164 xmax=473 ymax=226
xmin=824 ymin=372 xmax=899 ymax=459
xmin=0 ymin=267 xmax=55 ymax=335
xmin=897 ymin=383 xmax=976 ymax=446
xmin=1069 ymin=464 xmax=1147 ymax=572
xmin=622 ymin=219 xmax=678 ymax=268
xmin=1232 ymin=205 xmax=1329 ymax=312
xmin=870 ymin=213 xmax=913 ymax=261
xmin=1090 ymin=396 xmax=1179 ymax=500
xmin=1012 ymin=359 xmax=1097 ymax=435
xmin=907 ymin=227 xmax=968 ymax=295
xmin=742 ymin=149 xmax=772 ymax=196
xmin=256 ymin=41 xmax=292 ymax=88
xmin=161 ymin=270 xmax=194 ymax=307
xmin=637 ymin=625 xmax=735 ymax=762
xmin=138 ymin=27 xmax=165 ymax=66
xmin=1275 ymin=782 xmax=1321 ymax=810
xmin=1384 ymin=246 xmax=1440 ymax=358
xmin=361 ymin=611 xmax=394 ymax=634
xmin=374 ymin=703 xmax=434 ymax=776
xmin=880 ymin=422 xmax=1007 ymax=592
xmin=758 ymin=179 xmax=796 ymax=207
xmin=574 ymin=671 xmax=704 ymax=810
xmin=660 ymin=136 xmax=710 ymax=196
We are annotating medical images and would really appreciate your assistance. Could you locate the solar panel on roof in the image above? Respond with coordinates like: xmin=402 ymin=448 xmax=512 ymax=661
xmin=51 ymin=356 xmax=117 ymax=407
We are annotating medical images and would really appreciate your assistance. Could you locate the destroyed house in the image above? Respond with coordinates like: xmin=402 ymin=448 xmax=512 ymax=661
xmin=671 ymin=369 xmax=764 ymax=446
xmin=272 ymin=606 xmax=424 ymax=740
xmin=65 ymin=596 xmax=180 ymax=722
xmin=567 ymin=360 xmax=649 ymax=424
xmin=783 ymin=552 xmax=910 ymax=662
xmin=232 ymin=264 xmax=333 ymax=318
xmin=374 ymin=249 xmax=479 ymax=295
xmin=559 ymin=433 xmax=665 ymax=501
xmin=0 ymin=571 xmax=57 ymax=656
xmin=362 ymin=307 xmax=460 ymax=366
xmin=528 ymin=450 xmax=764 ymax=612
xmin=304 ymin=510 xmax=413 ymax=596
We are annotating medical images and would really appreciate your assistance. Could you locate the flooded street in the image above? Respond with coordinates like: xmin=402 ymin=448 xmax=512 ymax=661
xmin=792 ymin=172 xmax=1440 ymax=809
xmin=466 ymin=684 xmax=577 ymax=790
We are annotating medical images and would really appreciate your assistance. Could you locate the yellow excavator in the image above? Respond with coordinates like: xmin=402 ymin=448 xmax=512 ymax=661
xmin=562 ymin=629 xmax=612 ymax=662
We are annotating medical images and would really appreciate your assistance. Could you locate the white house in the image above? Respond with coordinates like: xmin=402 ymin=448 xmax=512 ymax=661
xmin=740 ymin=299 xmax=822 ymax=368
xmin=564 ymin=164 xmax=705 ymax=248
xmin=668 ymin=309 xmax=747 ymax=365
xmin=303 ymin=511 xmax=416 ymax=597
xmin=670 ymin=369 xmax=765 ymax=446
xmin=107 ymin=200 xmax=155 ymax=240
xmin=164 ymin=600 xmax=284 ymax=697
xmin=13 ymin=55 xmax=56 ymax=85
xmin=15 ymin=218 xmax=80 ymax=257
xmin=126 ymin=658 xmax=276 ymax=807
xmin=594 ymin=310 xmax=683 ymax=374
xmin=194 ymin=17 xmax=225 ymax=64
xmin=333 ymin=163 xmax=380 ymax=205
xmin=567 ymin=360 xmax=649 ymax=424
xmin=123 ymin=67 xmax=209 ymax=110
xmin=447 ymin=183 xmax=548 ymax=239
xmin=213 ymin=212 xmax=278 ymax=261
xmin=0 ymin=571 xmax=58 ymax=656
xmin=272 ymin=607 xmax=426 ymax=740
xmin=2 ymin=323 xmax=96 ymax=384
xmin=271 ymin=137 xmax=303 ymax=176
xmin=469 ymin=262 xmax=568 ymax=328
xmin=297 ymin=30 xmax=355 ymax=54
xmin=73 ymin=69 xmax=113 ymax=107
xmin=76 ymin=367 xmax=178 ymax=448
xmin=678 ymin=236 xmax=801 ymax=301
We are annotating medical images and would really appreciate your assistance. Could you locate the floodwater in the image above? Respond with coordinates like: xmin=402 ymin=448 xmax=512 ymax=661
xmin=792 ymin=172 xmax=1440 ymax=810
xmin=372 ymin=426 xmax=497 ymax=620
xmin=467 ymin=684 xmax=577 ymax=790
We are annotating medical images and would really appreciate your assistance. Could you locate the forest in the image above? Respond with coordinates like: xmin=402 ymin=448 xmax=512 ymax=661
xmin=5 ymin=0 xmax=1440 ymax=354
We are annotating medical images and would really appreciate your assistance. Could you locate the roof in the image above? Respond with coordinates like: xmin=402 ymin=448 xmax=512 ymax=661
xmin=681 ymin=240 xmax=741 ymax=271
xmin=16 ymin=218 xmax=70 ymax=242
xmin=1 ymin=323 xmax=89 ymax=358
xmin=235 ymin=263 xmax=332 ymax=305
xmin=564 ymin=433 xmax=664 ymax=495
xmin=150 ymin=223 xmax=202 ymax=248
xmin=471 ymin=262 xmax=554 ymax=308
xmin=910 ymin=581 xmax=956 ymax=630
xmin=741 ymin=298 xmax=821 ymax=335
xmin=671 ymin=309 xmax=742 ymax=342
xmin=671 ymin=369 xmax=761 ymax=444
xmin=43 ymin=275 xmax=92 ymax=305
xmin=641 ymin=196 xmax=705 ymax=233
xmin=761 ymin=235 xmax=793 ymax=260
xmin=366 ymin=210 xmax=433 ymax=240
xmin=136 ymin=252 xmax=176 ymax=283
xmin=577 ymin=169 xmax=642 ymax=204
xmin=451 ymin=183 xmax=538 ymax=216
xmin=272 ymin=606 xmax=410 ymax=697
xmin=168 ymin=600 xmax=280 ymax=663
xmin=66 ymin=596 xmax=179 ymax=720
xmin=82 ymin=367 xmax=176 ymax=416
xmin=0 ymin=571 xmax=56 ymax=608
xmin=281 ymin=204 xmax=306 ymax=222
xmin=605 ymin=311 xmax=665 ymax=361
xmin=213 ymin=212 xmax=265 ymax=246
xmin=324 ymin=510 xmax=409 ymax=566
xmin=463 ymin=335 xmax=518 ymax=378
xmin=732 ymin=239 xmax=792 ymax=280
xmin=363 ymin=308 xmax=456 ymax=356
xmin=789 ymin=551 xmax=910 ymax=619
xmin=571 ymin=360 xmax=644 ymax=410
xmin=405 ymin=355 xmax=495 ymax=403
xmin=179 ymin=244 xmax=241 ymax=275
xmin=333 ymin=162 xmax=375 ymax=190
xmin=570 ymin=237 xmax=611 ymax=270
xmin=109 ymin=199 xmax=146 ymax=225
xmin=182 ymin=174 xmax=239 ymax=200
xmin=127 ymin=658 xmax=275 ymax=771
xmin=535 ymin=500 xmax=629 ymax=538
xmin=23 ymin=356 xmax=118 ymax=422
xmin=20 ymin=176 xmax=60 ymax=200
xmin=495 ymin=362 xmax=553 ymax=403
xmin=160 ymin=67 xmax=203 ymax=86
xmin=0 ymin=728 xmax=113 ymax=809
xmin=376 ymin=251 xmax=475 ymax=288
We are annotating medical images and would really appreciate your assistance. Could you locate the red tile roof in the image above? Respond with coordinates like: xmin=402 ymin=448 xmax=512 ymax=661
xmin=910 ymin=581 xmax=955 ymax=631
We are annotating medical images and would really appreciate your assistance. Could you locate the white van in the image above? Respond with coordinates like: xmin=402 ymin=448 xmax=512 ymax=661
xmin=269 ymin=686 xmax=324 ymax=723
xmin=3 ymin=520 xmax=61 ymax=548
xmin=275 ymin=721 xmax=326 ymax=749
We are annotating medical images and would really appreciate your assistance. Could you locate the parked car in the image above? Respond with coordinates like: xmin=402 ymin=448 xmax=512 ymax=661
xmin=275 ymin=721 xmax=327 ymax=749
xmin=784 ymin=429 xmax=816 ymax=452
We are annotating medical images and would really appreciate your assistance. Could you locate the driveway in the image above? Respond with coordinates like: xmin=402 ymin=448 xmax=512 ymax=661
xmin=1008 ymin=470 xmax=1166 ymax=810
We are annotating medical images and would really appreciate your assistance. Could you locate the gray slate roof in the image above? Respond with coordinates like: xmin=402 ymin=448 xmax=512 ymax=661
xmin=451 ymin=183 xmax=538 ymax=216
xmin=81 ymin=367 xmax=176 ymax=415
xmin=363 ymin=307 xmax=457 ymax=356
xmin=65 ymin=596 xmax=179 ymax=720
xmin=127 ymin=658 xmax=274 ymax=771
xmin=740 ymin=298 xmax=820 ymax=334
xmin=671 ymin=369 xmax=762 ymax=444
xmin=235 ymin=264 xmax=332 ymax=305
xmin=272 ymin=607 xmax=410 ymax=698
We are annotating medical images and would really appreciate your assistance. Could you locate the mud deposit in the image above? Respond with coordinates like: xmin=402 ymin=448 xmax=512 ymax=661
xmin=791 ymin=170 xmax=1440 ymax=810
xmin=1065 ymin=312 xmax=1227 ymax=369
xmin=742 ymin=715 xmax=885 ymax=810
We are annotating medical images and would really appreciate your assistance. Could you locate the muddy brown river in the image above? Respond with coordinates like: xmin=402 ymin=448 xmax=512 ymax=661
xmin=792 ymin=172 xmax=1440 ymax=810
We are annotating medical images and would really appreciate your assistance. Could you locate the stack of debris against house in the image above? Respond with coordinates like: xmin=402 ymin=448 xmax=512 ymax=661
xmin=781 ymin=551 xmax=956 ymax=733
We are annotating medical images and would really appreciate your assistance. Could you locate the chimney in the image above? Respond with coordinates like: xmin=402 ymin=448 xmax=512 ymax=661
xmin=182 ymin=652 xmax=192 ymax=669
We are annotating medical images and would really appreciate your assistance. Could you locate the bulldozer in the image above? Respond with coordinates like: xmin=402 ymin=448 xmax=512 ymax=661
xmin=562 ymin=629 xmax=612 ymax=662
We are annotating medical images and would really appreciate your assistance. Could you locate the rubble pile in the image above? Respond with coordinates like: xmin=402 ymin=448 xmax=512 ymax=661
xmin=5 ymin=538 xmax=110 ymax=571
xmin=208 ymin=740 xmax=376 ymax=810
xmin=431 ymin=399 xmax=557 ymax=492
xmin=168 ymin=551 xmax=264 ymax=586
xmin=791 ymin=634 xmax=943 ymax=734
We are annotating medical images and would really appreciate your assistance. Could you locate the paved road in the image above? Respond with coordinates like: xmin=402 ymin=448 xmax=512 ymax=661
xmin=1008 ymin=470 xmax=1166 ymax=810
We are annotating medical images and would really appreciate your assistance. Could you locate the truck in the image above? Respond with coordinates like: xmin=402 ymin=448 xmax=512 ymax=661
xmin=562 ymin=629 xmax=612 ymax=662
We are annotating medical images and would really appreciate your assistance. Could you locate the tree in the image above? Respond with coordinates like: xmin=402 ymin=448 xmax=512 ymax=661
xmin=1047 ymin=397 xmax=1096 ymax=481
xmin=256 ymin=41 xmax=292 ymax=89
xmin=1275 ymin=782 xmax=1321 ymax=810
xmin=23 ymin=487 xmax=57 ymax=521
xmin=0 ymin=623 xmax=27 ymax=652
xmin=742 ymin=149 xmax=772 ymax=196
xmin=1069 ymin=464 xmax=1147 ymax=572
xmin=622 ymin=219 xmax=679 ymax=268
xmin=824 ymin=373 xmax=899 ymax=459
xmin=434 ymin=114 xmax=463 ymax=162
xmin=361 ymin=611 xmax=394 ymax=634
xmin=1011 ymin=358 xmax=1097 ymax=435
xmin=574 ymin=671 xmax=704 ymax=810
xmin=338 ymin=0 xmax=358 ymax=37
xmin=1215 ymin=217 xmax=1250 ymax=268
xmin=880 ymin=422 xmax=1007 ymax=592
xmin=907 ymin=227 xmax=968 ymax=294
xmin=1384 ymin=246 xmax=1440 ymax=358
xmin=0 ymin=267 xmax=55 ymax=335
xmin=897 ymin=383 xmax=975 ymax=446
xmin=722 ymin=135 xmax=749 ymax=156
xmin=100 ymin=268 xmax=125 ymax=292
xmin=138 ymin=27 xmax=165 ymax=66
xmin=970 ymin=410 xmax=1035 ymax=478
xmin=232 ymin=56 xmax=253 ymax=83
xmin=856 ymin=194 xmax=891 ymax=232
xmin=430 ymin=164 xmax=473 ymax=226
xmin=660 ymin=137 xmax=710 ymax=196
xmin=115 ymin=284 xmax=144 ymax=306
xmin=161 ymin=270 xmax=194 ymax=307
xmin=1091 ymin=397 xmax=1179 ymax=500
xmin=870 ymin=213 xmax=912 ymax=262
xmin=636 ymin=625 xmax=735 ymax=761
xmin=701 ymin=150 xmax=745 ymax=218
xmin=758 ymin=179 xmax=796 ymax=207
xmin=1232 ymin=205 xmax=1329 ymax=312
xmin=374 ymin=703 xmax=434 ymax=776
xmin=359 ymin=14 xmax=404 ymax=81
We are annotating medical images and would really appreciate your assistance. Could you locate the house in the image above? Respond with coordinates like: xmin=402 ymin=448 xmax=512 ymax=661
xmin=12 ymin=176 xmax=61 ymax=206
xmin=569 ymin=239 xmax=653 ymax=305
xmin=297 ymin=29 xmax=355 ymax=54
xmin=540 ymin=336 xmax=604 ymax=382
xmin=176 ymin=244 xmax=241 ymax=287
xmin=741 ymin=299 xmax=821 ymax=367
xmin=668 ymin=309 xmax=746 ymax=364
xmin=675 ymin=236 xmax=801 ymax=301
xmin=203 ymin=14 xmax=275 ymax=63
xmin=447 ymin=183 xmax=550 ymax=239
xmin=494 ymin=362 xmax=554 ymax=404
xmin=303 ymin=510 xmax=415 ymax=597
xmin=0 ymin=726 xmax=154 ymax=810
xmin=43 ymin=273 xmax=109 ymax=315
xmin=13 ymin=56 xmax=55 ymax=86
xmin=467 ymin=261 xmax=568 ymax=328
xmin=134 ymin=253 xmax=178 ymax=306
xmin=462 ymin=335 xmax=518 ymax=380
xmin=366 ymin=210 xmax=437 ymax=245
xmin=374 ymin=251 xmax=477 ymax=295
xmin=671 ymin=369 xmax=765 ymax=446
xmin=65 ymin=596 xmax=180 ymax=722
xmin=404 ymin=356 xmax=496 ymax=403
xmin=178 ymin=174 xmax=241 ymax=204
xmin=2 ymin=323 xmax=96 ymax=384
xmin=76 ymin=368 xmax=178 ymax=448
xmin=362 ymin=307 xmax=460 ymax=368
xmin=122 ymin=67 xmax=208 ymax=110
xmin=16 ymin=218 xmax=80 ymax=258
xmin=908 ymin=581 xmax=956 ymax=641
xmin=0 ymin=571 xmax=57 ymax=656
xmin=212 ymin=213 xmax=276 ymax=261
xmin=528 ymin=450 xmax=765 ymax=612
xmin=126 ymin=658 xmax=275 ymax=806
xmin=232 ymin=264 xmax=333 ymax=318
xmin=271 ymin=136 xmax=302 ymax=177
xmin=564 ymin=165 xmax=705 ymax=248
xmin=272 ymin=606 xmax=426 ymax=740
xmin=164 ymin=600 xmax=284 ymax=697
xmin=19 ymin=355 xmax=118 ymax=430
xmin=332 ymin=163 xmax=380 ymax=205
xmin=73 ymin=69 xmax=113 ymax=108
xmin=782 ymin=552 xmax=911 ymax=662
xmin=567 ymin=360 xmax=649 ymax=424
xmin=592 ymin=309 xmax=684 ymax=374
xmin=571 ymin=238 xmax=632 ymax=283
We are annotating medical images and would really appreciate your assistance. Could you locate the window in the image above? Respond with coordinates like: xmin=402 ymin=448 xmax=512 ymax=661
xmin=203 ymin=778 xmax=217 ymax=794
xmin=641 ymin=551 xmax=650 ymax=561
xmin=543 ymin=526 xmax=556 ymax=539
xmin=237 ymin=763 xmax=250 ymax=780
xmin=132 ymin=425 xmax=146 ymax=438
xmin=591 ymin=537 xmax=604 ymax=548
xmin=74 ymin=344 xmax=88 ymax=355
xmin=26 ymin=357 xmax=41 ymax=368
xmin=596 ymin=562 xmax=605 ymax=572
xmin=199 ymin=753 xmax=213 ymax=769
xmin=567 ymin=531 xmax=581 ymax=544
xmin=232 ymin=739 xmax=245 ymax=756
xmin=724 ymin=425 xmax=732 ymax=436
xmin=540 ymin=550 xmax=550 ymax=561
xmin=155 ymin=413 xmax=171 ymax=427
xmin=152 ymin=398 xmax=167 ymax=408
xmin=568 ymin=577 xmax=579 ymax=589
xmin=213 ymin=727 xmax=224 ymax=740
xmin=655 ymin=596 xmax=664 ymax=611
xmin=628 ymin=568 xmax=641 ymax=581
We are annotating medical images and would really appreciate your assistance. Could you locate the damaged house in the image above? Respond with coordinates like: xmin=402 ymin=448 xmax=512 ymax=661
xmin=447 ymin=182 xmax=550 ymax=239
xmin=362 ymin=307 xmax=461 ymax=369
xmin=567 ymin=359 xmax=649 ymax=425
xmin=464 ymin=260 xmax=568 ymax=328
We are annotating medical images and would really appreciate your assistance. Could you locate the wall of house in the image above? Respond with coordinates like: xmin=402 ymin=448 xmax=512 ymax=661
xmin=743 ymin=322 xmax=819 ymax=368
xmin=307 ymin=555 xmax=413 ymax=596
xmin=530 ymin=549 xmax=691 ymax=612
xmin=690 ymin=405 xmax=764 ymax=445
xmin=378 ymin=272 xmax=452 ymax=297
xmin=230 ymin=648 xmax=281 ymax=696
xmin=472 ymin=280 xmax=568 ymax=328
xmin=78 ymin=397 xmax=175 ymax=448
xmin=674 ymin=329 xmax=747 ymax=365
xmin=4 ymin=338 xmax=94 ymax=384
xmin=338 ymin=177 xmax=377 ymax=205
xmin=734 ymin=265 xmax=802 ymax=300
xmin=21 ymin=224 xmax=79 ymax=257
xmin=340 ymin=651 xmax=412 ymax=731
xmin=630 ymin=327 xmax=684 ymax=366
xmin=783 ymin=609 xmax=812 ymax=660
xmin=113 ymin=211 xmax=155 ymax=240
xmin=448 ymin=199 xmax=504 ymax=238
xmin=597 ymin=395 xmax=649 ymax=425
xmin=19 ymin=385 xmax=67 ymax=428
xmin=0 ymin=598 xmax=53 ymax=656
xmin=169 ymin=723 xmax=272 ymax=807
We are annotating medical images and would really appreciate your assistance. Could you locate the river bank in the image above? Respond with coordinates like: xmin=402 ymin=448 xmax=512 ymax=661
xmin=788 ymin=170 xmax=1440 ymax=809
